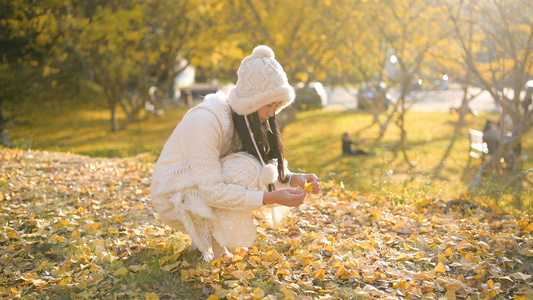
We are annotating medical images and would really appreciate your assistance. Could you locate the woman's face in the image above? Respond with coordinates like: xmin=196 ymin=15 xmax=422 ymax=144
xmin=257 ymin=101 xmax=282 ymax=123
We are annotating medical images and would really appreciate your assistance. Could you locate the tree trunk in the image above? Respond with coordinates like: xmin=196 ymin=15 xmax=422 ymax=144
xmin=396 ymin=78 xmax=412 ymax=168
xmin=398 ymin=116 xmax=412 ymax=168
xmin=110 ymin=105 xmax=118 ymax=132
xmin=378 ymin=100 xmax=401 ymax=138
xmin=277 ymin=105 xmax=297 ymax=132
xmin=119 ymin=100 xmax=145 ymax=131
xmin=431 ymin=120 xmax=463 ymax=180
xmin=457 ymin=99 xmax=469 ymax=126
xmin=0 ymin=98 xmax=12 ymax=147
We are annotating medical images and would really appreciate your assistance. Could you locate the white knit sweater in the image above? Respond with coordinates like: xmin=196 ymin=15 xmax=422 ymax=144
xmin=150 ymin=91 xmax=290 ymax=260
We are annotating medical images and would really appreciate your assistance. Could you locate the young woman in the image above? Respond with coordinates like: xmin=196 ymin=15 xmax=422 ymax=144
xmin=150 ymin=45 xmax=320 ymax=260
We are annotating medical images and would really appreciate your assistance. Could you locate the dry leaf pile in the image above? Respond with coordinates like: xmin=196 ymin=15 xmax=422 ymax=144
xmin=1 ymin=147 xmax=532 ymax=299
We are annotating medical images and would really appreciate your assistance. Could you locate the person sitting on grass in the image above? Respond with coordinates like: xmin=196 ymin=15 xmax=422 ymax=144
xmin=342 ymin=132 xmax=372 ymax=156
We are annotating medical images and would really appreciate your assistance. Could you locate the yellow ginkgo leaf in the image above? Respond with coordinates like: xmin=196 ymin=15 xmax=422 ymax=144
xmin=313 ymin=268 xmax=325 ymax=280
xmin=442 ymin=291 xmax=456 ymax=300
xmin=394 ymin=253 xmax=408 ymax=260
xmin=487 ymin=279 xmax=494 ymax=289
xmin=435 ymin=262 xmax=446 ymax=273
xmin=181 ymin=269 xmax=189 ymax=280
xmin=264 ymin=250 xmax=281 ymax=262
xmin=128 ymin=265 xmax=144 ymax=272
xmin=304 ymin=181 xmax=313 ymax=192
xmin=114 ymin=267 xmax=129 ymax=276
xmin=511 ymin=272 xmax=532 ymax=281
xmin=145 ymin=293 xmax=160 ymax=300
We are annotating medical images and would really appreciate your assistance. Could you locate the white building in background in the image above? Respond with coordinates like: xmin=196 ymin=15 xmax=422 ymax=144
xmin=172 ymin=60 xmax=221 ymax=103
xmin=173 ymin=59 xmax=196 ymax=102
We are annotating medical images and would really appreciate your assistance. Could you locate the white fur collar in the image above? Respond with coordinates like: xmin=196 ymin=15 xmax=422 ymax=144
xmin=189 ymin=91 xmax=232 ymax=135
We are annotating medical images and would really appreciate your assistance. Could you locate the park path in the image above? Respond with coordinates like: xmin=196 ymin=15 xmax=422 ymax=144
xmin=326 ymin=83 xmax=500 ymax=113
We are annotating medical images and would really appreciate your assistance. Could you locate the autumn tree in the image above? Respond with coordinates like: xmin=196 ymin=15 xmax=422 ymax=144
xmin=213 ymin=0 xmax=364 ymax=130
xmin=416 ymin=0 xmax=498 ymax=182
xmin=359 ymin=0 xmax=449 ymax=168
xmin=441 ymin=0 xmax=533 ymax=200
xmin=334 ymin=0 xmax=399 ymax=138
xmin=65 ymin=0 xmax=211 ymax=131
xmin=0 ymin=0 xmax=66 ymax=146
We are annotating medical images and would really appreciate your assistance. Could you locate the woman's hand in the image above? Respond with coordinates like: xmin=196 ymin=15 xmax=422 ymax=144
xmin=290 ymin=173 xmax=321 ymax=194
xmin=262 ymin=188 xmax=306 ymax=207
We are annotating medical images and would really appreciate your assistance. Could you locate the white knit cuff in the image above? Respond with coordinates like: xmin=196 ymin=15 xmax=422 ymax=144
xmin=286 ymin=172 xmax=294 ymax=186
xmin=244 ymin=190 xmax=265 ymax=211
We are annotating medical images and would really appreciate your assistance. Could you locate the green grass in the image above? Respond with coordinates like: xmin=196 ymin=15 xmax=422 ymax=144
xmin=9 ymin=92 xmax=187 ymax=157
xmin=282 ymin=109 xmax=532 ymax=203
xmin=8 ymin=95 xmax=533 ymax=206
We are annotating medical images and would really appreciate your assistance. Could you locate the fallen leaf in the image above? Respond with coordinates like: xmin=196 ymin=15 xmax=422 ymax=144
xmin=511 ymin=272 xmax=532 ymax=281
xmin=435 ymin=262 xmax=446 ymax=273
xmin=113 ymin=267 xmax=128 ymax=276
xmin=145 ymin=293 xmax=159 ymax=300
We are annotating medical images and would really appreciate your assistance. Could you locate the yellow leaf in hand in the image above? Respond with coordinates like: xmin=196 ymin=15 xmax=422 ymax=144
xmin=304 ymin=181 xmax=313 ymax=192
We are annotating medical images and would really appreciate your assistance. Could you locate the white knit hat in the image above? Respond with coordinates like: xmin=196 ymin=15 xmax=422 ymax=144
xmin=227 ymin=45 xmax=295 ymax=116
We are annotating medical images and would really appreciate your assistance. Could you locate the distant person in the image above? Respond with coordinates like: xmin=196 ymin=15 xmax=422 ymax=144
xmin=501 ymin=114 xmax=514 ymax=133
xmin=483 ymin=120 xmax=500 ymax=154
xmin=342 ymin=132 xmax=371 ymax=156
xmin=523 ymin=92 xmax=532 ymax=112
xmin=498 ymin=114 xmax=522 ymax=157
xmin=483 ymin=119 xmax=520 ymax=169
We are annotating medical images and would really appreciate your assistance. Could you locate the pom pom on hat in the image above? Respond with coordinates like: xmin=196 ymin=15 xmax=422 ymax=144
xmin=252 ymin=45 xmax=275 ymax=59
xmin=227 ymin=45 xmax=295 ymax=116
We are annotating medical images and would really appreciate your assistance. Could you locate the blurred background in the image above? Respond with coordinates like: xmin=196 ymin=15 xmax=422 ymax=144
xmin=1 ymin=0 xmax=532 ymax=206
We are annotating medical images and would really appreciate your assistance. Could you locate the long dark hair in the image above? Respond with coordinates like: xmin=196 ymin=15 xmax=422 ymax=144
xmin=232 ymin=112 xmax=289 ymax=186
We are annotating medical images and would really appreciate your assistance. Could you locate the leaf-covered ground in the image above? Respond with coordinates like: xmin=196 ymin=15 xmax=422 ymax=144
xmin=1 ymin=147 xmax=532 ymax=300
